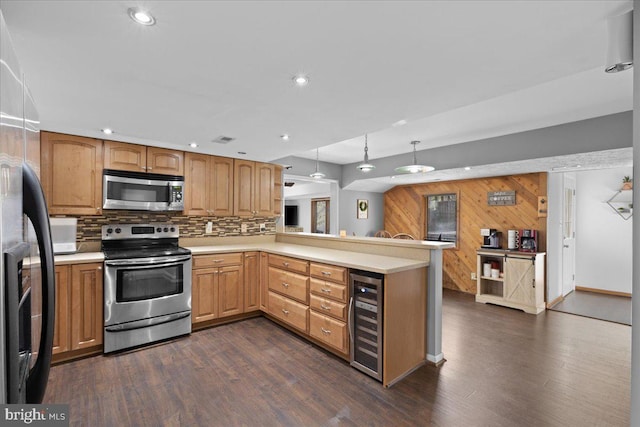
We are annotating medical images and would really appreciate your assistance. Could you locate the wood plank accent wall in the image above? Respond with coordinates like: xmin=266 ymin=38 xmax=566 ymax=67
xmin=384 ymin=173 xmax=547 ymax=294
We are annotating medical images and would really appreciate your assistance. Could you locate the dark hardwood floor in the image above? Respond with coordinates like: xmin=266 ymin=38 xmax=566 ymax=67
xmin=44 ymin=289 xmax=631 ymax=426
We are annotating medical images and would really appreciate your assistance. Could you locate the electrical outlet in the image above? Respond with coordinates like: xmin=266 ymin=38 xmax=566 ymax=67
xmin=205 ymin=221 xmax=213 ymax=234
xmin=241 ymin=223 xmax=248 ymax=233
xmin=471 ymin=272 xmax=477 ymax=280
xmin=259 ymin=223 xmax=266 ymax=232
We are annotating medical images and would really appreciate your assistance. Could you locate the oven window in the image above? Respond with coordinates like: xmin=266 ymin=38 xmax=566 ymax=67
xmin=116 ymin=264 xmax=183 ymax=302
xmin=107 ymin=181 xmax=169 ymax=203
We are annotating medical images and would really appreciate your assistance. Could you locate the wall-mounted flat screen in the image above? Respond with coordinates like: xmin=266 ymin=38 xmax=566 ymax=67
xmin=285 ymin=205 xmax=298 ymax=226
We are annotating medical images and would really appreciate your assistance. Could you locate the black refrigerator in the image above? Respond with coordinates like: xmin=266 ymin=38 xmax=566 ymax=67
xmin=1 ymin=10 xmax=55 ymax=404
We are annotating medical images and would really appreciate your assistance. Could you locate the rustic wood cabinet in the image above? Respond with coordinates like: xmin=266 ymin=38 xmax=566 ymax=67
xmin=191 ymin=253 xmax=244 ymax=325
xmin=475 ymin=250 xmax=545 ymax=314
xmin=184 ymin=152 xmax=233 ymax=216
xmin=104 ymin=140 xmax=184 ymax=175
xmin=234 ymin=160 xmax=281 ymax=217
xmin=41 ymin=132 xmax=103 ymax=215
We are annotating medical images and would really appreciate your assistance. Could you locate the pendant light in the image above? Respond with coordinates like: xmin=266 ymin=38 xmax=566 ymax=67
xmin=310 ymin=148 xmax=326 ymax=179
xmin=356 ymin=134 xmax=375 ymax=172
xmin=394 ymin=141 xmax=435 ymax=174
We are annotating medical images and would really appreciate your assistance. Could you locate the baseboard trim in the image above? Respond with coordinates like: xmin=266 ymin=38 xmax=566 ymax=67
xmin=547 ymin=295 xmax=564 ymax=309
xmin=575 ymin=286 xmax=631 ymax=298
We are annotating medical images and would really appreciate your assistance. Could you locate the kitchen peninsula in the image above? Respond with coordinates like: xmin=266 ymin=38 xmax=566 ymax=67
xmin=51 ymin=232 xmax=452 ymax=387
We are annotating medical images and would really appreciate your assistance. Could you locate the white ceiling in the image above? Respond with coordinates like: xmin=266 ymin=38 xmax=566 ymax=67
xmin=0 ymin=0 xmax=634 ymax=184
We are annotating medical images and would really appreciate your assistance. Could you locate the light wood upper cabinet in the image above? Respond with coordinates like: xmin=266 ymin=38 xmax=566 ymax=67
xmin=104 ymin=141 xmax=184 ymax=175
xmin=184 ymin=153 xmax=233 ymax=216
xmin=41 ymin=131 xmax=103 ymax=215
xmin=70 ymin=263 xmax=103 ymax=350
xmin=234 ymin=160 xmax=281 ymax=217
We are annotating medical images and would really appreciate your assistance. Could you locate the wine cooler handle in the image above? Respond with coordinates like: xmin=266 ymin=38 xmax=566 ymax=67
xmin=348 ymin=296 xmax=354 ymax=342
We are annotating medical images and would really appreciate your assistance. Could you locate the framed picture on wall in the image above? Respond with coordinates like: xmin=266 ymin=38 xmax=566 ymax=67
xmin=425 ymin=192 xmax=459 ymax=247
xmin=357 ymin=199 xmax=368 ymax=219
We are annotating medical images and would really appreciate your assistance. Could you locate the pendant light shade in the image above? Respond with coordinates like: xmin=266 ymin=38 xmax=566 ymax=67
xmin=310 ymin=148 xmax=326 ymax=179
xmin=394 ymin=141 xmax=435 ymax=174
xmin=605 ymin=10 xmax=633 ymax=73
xmin=356 ymin=134 xmax=375 ymax=172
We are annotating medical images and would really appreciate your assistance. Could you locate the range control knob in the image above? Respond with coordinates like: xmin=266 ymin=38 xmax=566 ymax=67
xmin=115 ymin=228 xmax=122 ymax=234
xmin=106 ymin=228 xmax=113 ymax=234
xmin=156 ymin=227 xmax=162 ymax=233
xmin=170 ymin=227 xmax=175 ymax=232
xmin=163 ymin=227 xmax=169 ymax=232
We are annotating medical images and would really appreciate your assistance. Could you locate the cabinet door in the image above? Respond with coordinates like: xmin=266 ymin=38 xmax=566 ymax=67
xmin=234 ymin=159 xmax=255 ymax=216
xmin=184 ymin=152 xmax=210 ymax=215
xmin=53 ymin=266 xmax=70 ymax=354
xmin=273 ymin=165 xmax=283 ymax=216
xmin=41 ymin=132 xmax=103 ymax=215
xmin=259 ymin=252 xmax=269 ymax=312
xmin=254 ymin=162 xmax=274 ymax=216
xmin=218 ymin=265 xmax=244 ymax=318
xmin=147 ymin=147 xmax=184 ymax=175
xmin=244 ymin=252 xmax=260 ymax=312
xmin=192 ymin=268 xmax=217 ymax=323
xmin=70 ymin=263 xmax=103 ymax=350
xmin=103 ymin=140 xmax=146 ymax=172
xmin=504 ymin=257 xmax=536 ymax=306
xmin=211 ymin=156 xmax=234 ymax=216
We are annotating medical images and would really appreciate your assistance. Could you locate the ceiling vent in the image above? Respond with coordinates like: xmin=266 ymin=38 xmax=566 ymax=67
xmin=284 ymin=182 xmax=295 ymax=187
xmin=211 ymin=136 xmax=235 ymax=144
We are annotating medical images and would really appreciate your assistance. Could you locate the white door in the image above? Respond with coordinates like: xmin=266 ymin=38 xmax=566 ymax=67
xmin=561 ymin=174 xmax=576 ymax=296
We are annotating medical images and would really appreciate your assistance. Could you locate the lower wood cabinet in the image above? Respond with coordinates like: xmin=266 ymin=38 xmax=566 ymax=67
xmin=192 ymin=253 xmax=245 ymax=325
xmin=243 ymin=252 xmax=260 ymax=312
xmin=53 ymin=262 xmax=103 ymax=358
xmin=259 ymin=252 xmax=269 ymax=312
xmin=309 ymin=310 xmax=348 ymax=353
xmin=267 ymin=291 xmax=308 ymax=332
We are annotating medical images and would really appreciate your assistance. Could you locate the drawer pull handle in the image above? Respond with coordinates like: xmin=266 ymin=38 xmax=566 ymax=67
xmin=321 ymin=288 xmax=331 ymax=293
xmin=321 ymin=304 xmax=331 ymax=310
xmin=321 ymin=327 xmax=332 ymax=335
xmin=321 ymin=271 xmax=331 ymax=276
xmin=281 ymin=282 xmax=289 ymax=288
xmin=282 ymin=309 xmax=289 ymax=315
xmin=212 ymin=259 xmax=223 ymax=263
xmin=283 ymin=262 xmax=289 ymax=267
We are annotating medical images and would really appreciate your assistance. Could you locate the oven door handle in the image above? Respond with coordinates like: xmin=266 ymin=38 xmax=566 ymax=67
xmin=105 ymin=311 xmax=191 ymax=332
xmin=105 ymin=255 xmax=192 ymax=267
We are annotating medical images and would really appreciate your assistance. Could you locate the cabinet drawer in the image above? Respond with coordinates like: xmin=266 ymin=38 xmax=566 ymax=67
xmin=193 ymin=253 xmax=242 ymax=269
xmin=268 ymin=291 xmax=308 ymax=332
xmin=268 ymin=254 xmax=309 ymax=275
xmin=309 ymin=277 xmax=348 ymax=303
xmin=309 ymin=310 xmax=348 ymax=354
xmin=309 ymin=294 xmax=347 ymax=321
xmin=268 ymin=266 xmax=309 ymax=304
xmin=310 ymin=263 xmax=347 ymax=284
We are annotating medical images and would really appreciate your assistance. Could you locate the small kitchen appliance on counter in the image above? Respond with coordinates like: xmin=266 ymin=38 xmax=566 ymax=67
xmin=520 ymin=229 xmax=538 ymax=252
xmin=480 ymin=228 xmax=502 ymax=249
xmin=49 ymin=217 xmax=77 ymax=254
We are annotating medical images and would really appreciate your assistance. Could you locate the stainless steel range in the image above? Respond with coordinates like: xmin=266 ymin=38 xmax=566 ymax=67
xmin=101 ymin=224 xmax=192 ymax=353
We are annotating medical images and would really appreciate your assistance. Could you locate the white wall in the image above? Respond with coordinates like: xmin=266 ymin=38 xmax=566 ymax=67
xmin=575 ymin=167 xmax=633 ymax=294
xmin=546 ymin=172 xmax=565 ymax=303
xmin=338 ymin=190 xmax=384 ymax=237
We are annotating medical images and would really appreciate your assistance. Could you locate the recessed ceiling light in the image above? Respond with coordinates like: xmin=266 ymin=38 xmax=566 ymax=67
xmin=102 ymin=128 xmax=113 ymax=135
xmin=281 ymin=134 xmax=290 ymax=141
xmin=464 ymin=166 xmax=471 ymax=171
xmin=128 ymin=8 xmax=156 ymax=26
xmin=292 ymin=74 xmax=309 ymax=86
xmin=392 ymin=119 xmax=408 ymax=127
xmin=189 ymin=142 xmax=198 ymax=148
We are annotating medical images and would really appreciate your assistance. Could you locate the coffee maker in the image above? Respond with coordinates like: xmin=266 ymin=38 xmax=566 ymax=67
xmin=481 ymin=228 xmax=502 ymax=249
xmin=520 ymin=229 xmax=538 ymax=252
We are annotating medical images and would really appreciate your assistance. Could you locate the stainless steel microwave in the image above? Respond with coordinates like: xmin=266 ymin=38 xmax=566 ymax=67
xmin=102 ymin=169 xmax=184 ymax=211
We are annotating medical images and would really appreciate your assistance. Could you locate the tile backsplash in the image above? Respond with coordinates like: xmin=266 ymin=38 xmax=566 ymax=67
xmin=53 ymin=211 xmax=278 ymax=243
